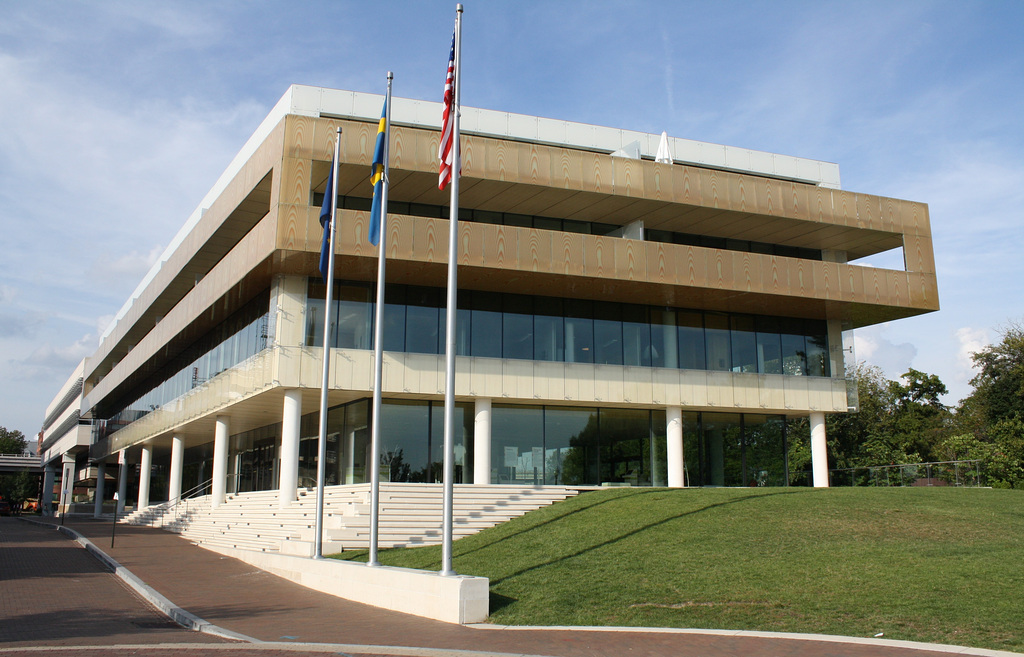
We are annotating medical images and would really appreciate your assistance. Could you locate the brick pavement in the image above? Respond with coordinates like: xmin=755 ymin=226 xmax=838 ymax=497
xmin=2 ymin=516 xmax=1016 ymax=657
xmin=0 ymin=517 xmax=224 ymax=648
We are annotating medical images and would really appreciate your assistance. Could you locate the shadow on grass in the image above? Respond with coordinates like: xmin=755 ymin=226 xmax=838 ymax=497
xmin=489 ymin=591 xmax=517 ymax=613
xmin=488 ymin=489 xmax=803 ymax=586
xmin=454 ymin=488 xmax=669 ymax=560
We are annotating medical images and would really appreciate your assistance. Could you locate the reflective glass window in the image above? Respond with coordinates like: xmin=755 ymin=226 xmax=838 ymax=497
xmin=593 ymin=302 xmax=623 ymax=365
xmin=701 ymin=412 xmax=742 ymax=486
xmin=543 ymin=407 xmax=597 ymax=485
xmin=533 ymin=297 xmax=564 ymax=361
xmin=492 ymin=405 xmax=544 ymax=484
xmin=382 ymin=285 xmax=406 ymax=352
xmin=405 ymin=287 xmax=440 ymax=354
xmin=503 ymin=294 xmax=534 ymax=360
xmin=622 ymin=304 xmax=651 ymax=367
xmin=755 ymin=317 xmax=783 ymax=374
xmin=806 ymin=321 xmax=829 ymax=377
xmin=470 ymin=291 xmax=502 ymax=358
xmin=678 ymin=311 xmax=706 ymax=370
xmin=337 ymin=283 xmax=372 ymax=350
xmin=650 ymin=308 xmax=678 ymax=368
xmin=379 ymin=400 xmax=430 ymax=482
xmin=780 ymin=318 xmax=807 ymax=376
xmin=564 ymin=299 xmax=594 ymax=363
xmin=730 ymin=316 xmax=757 ymax=373
xmin=707 ymin=313 xmax=734 ymax=371
xmin=599 ymin=408 xmax=649 ymax=485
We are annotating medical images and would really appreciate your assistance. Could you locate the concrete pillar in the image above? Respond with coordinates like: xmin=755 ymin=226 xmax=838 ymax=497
xmin=279 ymin=390 xmax=302 ymax=508
xmin=93 ymin=462 xmax=106 ymax=518
xmin=60 ymin=457 xmax=74 ymax=516
xmin=211 ymin=415 xmax=229 ymax=508
xmin=42 ymin=465 xmax=55 ymax=516
xmin=474 ymin=398 xmax=492 ymax=485
xmin=116 ymin=450 xmax=128 ymax=515
xmin=137 ymin=444 xmax=152 ymax=509
xmin=168 ymin=434 xmax=184 ymax=503
xmin=810 ymin=411 xmax=829 ymax=488
xmin=666 ymin=407 xmax=685 ymax=487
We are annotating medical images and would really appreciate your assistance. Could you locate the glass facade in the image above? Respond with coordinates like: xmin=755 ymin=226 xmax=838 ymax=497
xmin=209 ymin=402 xmax=791 ymax=491
xmin=296 ymin=399 xmax=472 ymax=487
xmin=98 ymin=292 xmax=271 ymax=442
xmin=307 ymin=280 xmax=830 ymax=378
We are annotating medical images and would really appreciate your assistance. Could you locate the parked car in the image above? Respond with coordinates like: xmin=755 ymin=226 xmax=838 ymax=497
xmin=0 ymin=500 xmax=11 ymax=516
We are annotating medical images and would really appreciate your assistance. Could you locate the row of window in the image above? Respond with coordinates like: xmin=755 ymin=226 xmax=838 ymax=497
xmin=98 ymin=293 xmax=271 ymax=442
xmin=306 ymin=280 xmax=831 ymax=377
xmin=313 ymin=194 xmax=823 ymax=261
xmin=169 ymin=400 xmax=797 ymax=491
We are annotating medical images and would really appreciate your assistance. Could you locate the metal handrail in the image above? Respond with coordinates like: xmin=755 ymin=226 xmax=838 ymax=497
xmin=829 ymin=459 xmax=983 ymax=487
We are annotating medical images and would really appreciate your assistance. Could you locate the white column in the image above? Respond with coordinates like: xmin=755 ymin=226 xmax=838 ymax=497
xmin=279 ymin=389 xmax=302 ymax=508
xmin=116 ymin=450 xmax=128 ymax=515
xmin=212 ymin=415 xmax=230 ymax=508
xmin=42 ymin=465 xmax=55 ymax=516
xmin=137 ymin=444 xmax=152 ymax=509
xmin=168 ymin=434 xmax=184 ymax=503
xmin=474 ymin=398 xmax=492 ymax=485
xmin=810 ymin=411 xmax=829 ymax=488
xmin=93 ymin=462 xmax=106 ymax=518
xmin=666 ymin=407 xmax=685 ymax=488
xmin=60 ymin=457 xmax=74 ymax=516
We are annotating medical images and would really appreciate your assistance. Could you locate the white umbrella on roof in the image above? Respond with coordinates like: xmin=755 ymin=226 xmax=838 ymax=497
xmin=655 ymin=131 xmax=673 ymax=164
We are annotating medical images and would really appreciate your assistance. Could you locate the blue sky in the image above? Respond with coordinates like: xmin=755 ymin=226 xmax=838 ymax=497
xmin=1 ymin=0 xmax=1022 ymax=441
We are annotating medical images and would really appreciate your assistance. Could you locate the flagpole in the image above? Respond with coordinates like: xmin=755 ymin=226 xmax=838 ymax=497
xmin=368 ymin=73 xmax=392 ymax=568
xmin=440 ymin=3 xmax=463 ymax=578
xmin=314 ymin=127 xmax=341 ymax=560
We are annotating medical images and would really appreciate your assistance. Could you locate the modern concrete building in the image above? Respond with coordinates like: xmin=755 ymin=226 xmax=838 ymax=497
xmin=40 ymin=85 xmax=938 ymax=514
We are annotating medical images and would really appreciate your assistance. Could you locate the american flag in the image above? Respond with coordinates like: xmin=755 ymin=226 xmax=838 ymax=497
xmin=438 ymin=30 xmax=456 ymax=190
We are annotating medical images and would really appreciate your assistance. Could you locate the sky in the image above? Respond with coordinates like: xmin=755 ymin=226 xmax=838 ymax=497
xmin=1 ymin=0 xmax=1022 ymax=442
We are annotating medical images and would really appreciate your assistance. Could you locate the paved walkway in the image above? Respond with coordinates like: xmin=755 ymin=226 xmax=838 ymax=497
xmin=0 ymin=516 xmax=1016 ymax=657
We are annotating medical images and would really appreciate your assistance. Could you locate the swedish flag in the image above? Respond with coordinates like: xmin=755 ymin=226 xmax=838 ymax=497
xmin=368 ymin=101 xmax=387 ymax=246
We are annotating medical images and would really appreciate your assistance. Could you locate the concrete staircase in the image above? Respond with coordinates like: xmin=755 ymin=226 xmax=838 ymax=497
xmin=122 ymin=483 xmax=578 ymax=556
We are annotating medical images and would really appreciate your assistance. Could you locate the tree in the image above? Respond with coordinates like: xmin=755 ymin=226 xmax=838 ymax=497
xmin=968 ymin=322 xmax=1024 ymax=426
xmin=0 ymin=471 xmax=38 ymax=508
xmin=819 ymin=364 xmax=951 ymax=472
xmin=950 ymin=322 xmax=1024 ymax=488
xmin=0 ymin=426 xmax=28 ymax=455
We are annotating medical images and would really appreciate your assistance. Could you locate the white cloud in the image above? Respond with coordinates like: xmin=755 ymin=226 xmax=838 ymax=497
xmin=954 ymin=327 xmax=989 ymax=383
xmin=852 ymin=326 xmax=918 ymax=380
xmin=10 ymin=333 xmax=96 ymax=381
xmin=88 ymin=246 xmax=164 ymax=287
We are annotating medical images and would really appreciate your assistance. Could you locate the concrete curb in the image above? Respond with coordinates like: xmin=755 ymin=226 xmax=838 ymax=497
xmin=19 ymin=518 xmax=256 ymax=643
xmin=471 ymin=624 xmax=1024 ymax=657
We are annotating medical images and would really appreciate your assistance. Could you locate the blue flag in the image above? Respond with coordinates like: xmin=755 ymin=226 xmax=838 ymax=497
xmin=319 ymin=148 xmax=336 ymax=283
xmin=368 ymin=101 xmax=387 ymax=246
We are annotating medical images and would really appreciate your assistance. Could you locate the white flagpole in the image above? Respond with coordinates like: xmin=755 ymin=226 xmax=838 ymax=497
xmin=440 ymin=3 xmax=463 ymax=578
xmin=368 ymin=73 xmax=392 ymax=567
xmin=314 ymin=127 xmax=341 ymax=560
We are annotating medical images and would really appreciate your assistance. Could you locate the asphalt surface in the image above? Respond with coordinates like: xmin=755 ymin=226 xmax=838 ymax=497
xmin=0 ymin=516 xmax=1017 ymax=657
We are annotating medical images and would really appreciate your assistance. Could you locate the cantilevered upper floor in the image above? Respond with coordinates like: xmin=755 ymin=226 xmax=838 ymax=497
xmin=79 ymin=85 xmax=938 ymax=447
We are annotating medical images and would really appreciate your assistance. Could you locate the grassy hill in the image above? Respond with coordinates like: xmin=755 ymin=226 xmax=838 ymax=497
xmin=333 ymin=487 xmax=1024 ymax=651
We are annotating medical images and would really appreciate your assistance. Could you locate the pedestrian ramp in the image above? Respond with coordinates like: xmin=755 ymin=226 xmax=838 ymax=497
xmin=121 ymin=483 xmax=577 ymax=557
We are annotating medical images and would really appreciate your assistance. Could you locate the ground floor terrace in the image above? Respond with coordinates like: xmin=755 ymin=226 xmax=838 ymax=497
xmin=80 ymin=395 xmax=833 ymax=515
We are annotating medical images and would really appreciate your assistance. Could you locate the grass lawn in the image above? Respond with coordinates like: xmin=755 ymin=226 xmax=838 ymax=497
xmin=331 ymin=487 xmax=1023 ymax=652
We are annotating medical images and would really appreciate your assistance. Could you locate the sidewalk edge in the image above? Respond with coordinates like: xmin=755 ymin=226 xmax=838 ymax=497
xmin=21 ymin=518 xmax=257 ymax=644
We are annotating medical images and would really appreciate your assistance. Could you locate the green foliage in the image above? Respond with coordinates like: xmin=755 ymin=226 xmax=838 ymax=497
xmin=823 ymin=364 xmax=951 ymax=469
xmin=0 ymin=471 xmax=37 ymax=505
xmin=969 ymin=322 xmax=1024 ymax=426
xmin=0 ymin=426 xmax=28 ymax=455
